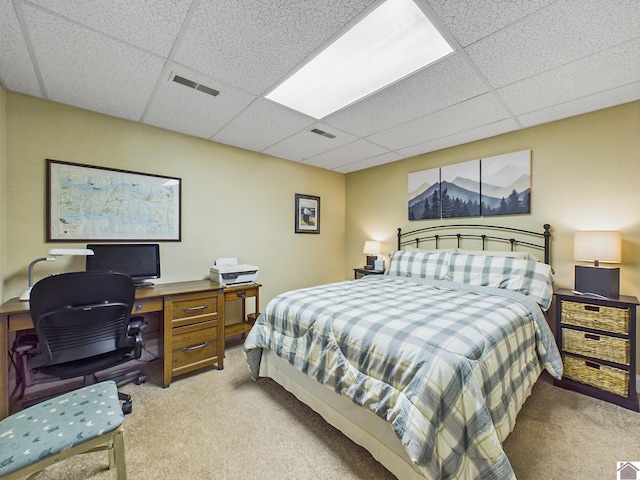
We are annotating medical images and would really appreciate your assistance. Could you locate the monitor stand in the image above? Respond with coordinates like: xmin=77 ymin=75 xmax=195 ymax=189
xmin=134 ymin=281 xmax=155 ymax=288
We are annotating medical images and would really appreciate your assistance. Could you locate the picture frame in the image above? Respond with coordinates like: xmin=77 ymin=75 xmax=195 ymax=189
xmin=294 ymin=193 xmax=320 ymax=234
xmin=47 ymin=159 xmax=181 ymax=242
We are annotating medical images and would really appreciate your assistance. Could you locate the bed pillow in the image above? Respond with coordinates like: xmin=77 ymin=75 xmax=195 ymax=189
xmin=449 ymin=253 xmax=554 ymax=310
xmin=385 ymin=250 xmax=451 ymax=280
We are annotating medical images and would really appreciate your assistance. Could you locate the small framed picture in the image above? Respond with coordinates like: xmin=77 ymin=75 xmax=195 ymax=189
xmin=294 ymin=194 xmax=320 ymax=234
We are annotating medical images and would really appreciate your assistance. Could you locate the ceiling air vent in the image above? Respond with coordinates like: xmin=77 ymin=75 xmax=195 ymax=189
xmin=172 ymin=75 xmax=219 ymax=97
xmin=310 ymin=128 xmax=336 ymax=139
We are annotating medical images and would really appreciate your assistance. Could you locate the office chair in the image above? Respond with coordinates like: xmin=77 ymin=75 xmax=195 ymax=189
xmin=24 ymin=271 xmax=146 ymax=412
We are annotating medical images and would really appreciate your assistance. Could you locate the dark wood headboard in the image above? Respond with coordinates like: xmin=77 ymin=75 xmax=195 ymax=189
xmin=397 ymin=224 xmax=551 ymax=264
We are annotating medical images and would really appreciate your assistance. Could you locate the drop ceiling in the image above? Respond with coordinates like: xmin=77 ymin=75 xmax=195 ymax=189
xmin=1 ymin=0 xmax=639 ymax=173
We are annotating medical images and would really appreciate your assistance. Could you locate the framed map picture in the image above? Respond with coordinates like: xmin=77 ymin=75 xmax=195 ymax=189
xmin=47 ymin=159 xmax=181 ymax=241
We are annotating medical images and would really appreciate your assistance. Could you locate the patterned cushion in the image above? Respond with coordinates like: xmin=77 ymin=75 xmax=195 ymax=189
xmin=449 ymin=253 xmax=555 ymax=310
xmin=385 ymin=249 xmax=451 ymax=280
xmin=0 ymin=381 xmax=124 ymax=476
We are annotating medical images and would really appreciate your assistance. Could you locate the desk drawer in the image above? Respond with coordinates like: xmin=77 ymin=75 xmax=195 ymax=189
xmin=171 ymin=321 xmax=218 ymax=372
xmin=170 ymin=294 xmax=218 ymax=327
xmin=132 ymin=298 xmax=163 ymax=314
xmin=225 ymin=287 xmax=257 ymax=301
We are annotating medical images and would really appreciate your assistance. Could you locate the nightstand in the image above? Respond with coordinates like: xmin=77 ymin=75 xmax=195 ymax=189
xmin=554 ymin=289 xmax=639 ymax=411
xmin=353 ymin=268 xmax=384 ymax=279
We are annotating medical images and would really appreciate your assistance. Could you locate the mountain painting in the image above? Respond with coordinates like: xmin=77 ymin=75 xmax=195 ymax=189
xmin=408 ymin=167 xmax=440 ymax=220
xmin=441 ymin=159 xmax=480 ymax=218
xmin=481 ymin=149 xmax=531 ymax=216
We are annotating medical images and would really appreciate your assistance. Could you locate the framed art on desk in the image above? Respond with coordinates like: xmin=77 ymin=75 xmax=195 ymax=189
xmin=47 ymin=159 xmax=182 ymax=242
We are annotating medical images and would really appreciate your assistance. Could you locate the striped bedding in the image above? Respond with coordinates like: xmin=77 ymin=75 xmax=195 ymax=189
xmin=244 ymin=274 xmax=562 ymax=479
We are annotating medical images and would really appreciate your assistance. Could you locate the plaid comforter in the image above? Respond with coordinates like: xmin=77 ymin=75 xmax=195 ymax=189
xmin=244 ymin=275 xmax=562 ymax=479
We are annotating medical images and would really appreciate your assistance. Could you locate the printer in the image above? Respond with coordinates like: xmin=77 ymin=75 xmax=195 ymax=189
xmin=210 ymin=257 xmax=259 ymax=287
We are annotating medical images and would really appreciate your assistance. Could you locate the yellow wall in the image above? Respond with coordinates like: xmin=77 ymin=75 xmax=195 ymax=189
xmin=0 ymin=85 xmax=6 ymax=301
xmin=3 ymin=93 xmax=346 ymax=306
xmin=345 ymin=101 xmax=640 ymax=297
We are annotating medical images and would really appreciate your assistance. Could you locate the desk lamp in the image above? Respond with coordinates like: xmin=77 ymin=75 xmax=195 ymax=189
xmin=363 ymin=241 xmax=380 ymax=270
xmin=574 ymin=231 xmax=621 ymax=298
xmin=19 ymin=249 xmax=94 ymax=301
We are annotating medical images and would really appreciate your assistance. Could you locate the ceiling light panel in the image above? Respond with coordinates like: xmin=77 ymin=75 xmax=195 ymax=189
xmin=266 ymin=0 xmax=454 ymax=119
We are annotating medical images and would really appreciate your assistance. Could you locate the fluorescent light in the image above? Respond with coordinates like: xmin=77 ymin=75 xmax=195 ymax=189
xmin=266 ymin=0 xmax=453 ymax=118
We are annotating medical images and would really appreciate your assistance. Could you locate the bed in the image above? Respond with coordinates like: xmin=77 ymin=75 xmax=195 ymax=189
xmin=243 ymin=224 xmax=562 ymax=479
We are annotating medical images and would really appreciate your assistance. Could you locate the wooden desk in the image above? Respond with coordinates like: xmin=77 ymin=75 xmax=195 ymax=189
xmin=0 ymin=279 xmax=225 ymax=419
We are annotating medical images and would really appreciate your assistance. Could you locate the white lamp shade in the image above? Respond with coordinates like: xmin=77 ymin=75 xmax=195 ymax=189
xmin=574 ymin=231 xmax=621 ymax=264
xmin=363 ymin=241 xmax=381 ymax=256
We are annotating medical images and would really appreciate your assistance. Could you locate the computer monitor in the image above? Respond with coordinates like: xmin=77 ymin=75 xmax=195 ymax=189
xmin=86 ymin=244 xmax=160 ymax=285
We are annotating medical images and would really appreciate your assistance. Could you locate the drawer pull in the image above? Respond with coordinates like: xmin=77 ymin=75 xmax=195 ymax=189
xmin=237 ymin=291 xmax=246 ymax=298
xmin=584 ymin=305 xmax=600 ymax=312
xmin=182 ymin=341 xmax=209 ymax=352
xmin=182 ymin=304 xmax=209 ymax=312
xmin=585 ymin=360 xmax=601 ymax=370
xmin=584 ymin=333 xmax=600 ymax=341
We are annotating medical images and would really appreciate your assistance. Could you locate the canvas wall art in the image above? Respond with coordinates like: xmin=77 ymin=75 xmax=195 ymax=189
xmin=407 ymin=149 xmax=532 ymax=220
xmin=481 ymin=150 xmax=531 ymax=216
xmin=408 ymin=167 xmax=440 ymax=220
xmin=440 ymin=159 xmax=480 ymax=218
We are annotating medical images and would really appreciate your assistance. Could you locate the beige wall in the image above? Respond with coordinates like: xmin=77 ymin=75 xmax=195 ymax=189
xmin=0 ymin=85 xmax=6 ymax=301
xmin=3 ymin=93 xmax=346 ymax=307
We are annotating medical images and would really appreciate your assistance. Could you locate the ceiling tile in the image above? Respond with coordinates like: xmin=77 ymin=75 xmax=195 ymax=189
xmin=144 ymin=65 xmax=256 ymax=139
xmin=172 ymin=0 xmax=376 ymax=95
xmin=397 ymin=118 xmax=520 ymax=158
xmin=367 ymin=93 xmax=511 ymax=151
xmin=466 ymin=0 xmax=640 ymax=88
xmin=426 ymin=0 xmax=555 ymax=47
xmin=28 ymin=0 xmax=192 ymax=56
xmin=23 ymin=4 xmax=165 ymax=120
xmin=263 ymin=123 xmax=356 ymax=161
xmin=324 ymin=53 xmax=490 ymax=137
xmin=0 ymin=1 xmax=41 ymax=96
xmin=517 ymin=82 xmax=640 ymax=128
xmin=303 ymin=139 xmax=391 ymax=170
xmin=336 ymin=151 xmax=405 ymax=174
xmin=499 ymin=37 xmax=640 ymax=115
xmin=213 ymin=98 xmax=315 ymax=152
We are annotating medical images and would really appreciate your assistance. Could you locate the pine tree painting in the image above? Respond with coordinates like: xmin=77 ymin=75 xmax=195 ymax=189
xmin=408 ymin=167 xmax=440 ymax=220
xmin=481 ymin=150 xmax=531 ymax=216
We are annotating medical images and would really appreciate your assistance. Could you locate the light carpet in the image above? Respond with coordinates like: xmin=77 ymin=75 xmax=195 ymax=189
xmin=22 ymin=339 xmax=640 ymax=479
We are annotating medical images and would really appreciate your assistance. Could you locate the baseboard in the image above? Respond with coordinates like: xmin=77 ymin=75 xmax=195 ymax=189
xmin=637 ymin=374 xmax=640 ymax=393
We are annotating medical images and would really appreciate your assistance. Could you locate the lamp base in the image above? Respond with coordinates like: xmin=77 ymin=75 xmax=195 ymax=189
xmin=365 ymin=255 xmax=377 ymax=270
xmin=574 ymin=265 xmax=620 ymax=298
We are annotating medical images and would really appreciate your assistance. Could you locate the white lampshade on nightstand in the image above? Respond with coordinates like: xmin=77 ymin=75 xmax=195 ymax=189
xmin=19 ymin=248 xmax=94 ymax=301
xmin=363 ymin=240 xmax=380 ymax=270
xmin=574 ymin=231 xmax=621 ymax=298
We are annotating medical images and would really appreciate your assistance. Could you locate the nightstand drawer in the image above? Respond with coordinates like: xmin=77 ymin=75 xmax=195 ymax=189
xmin=562 ymin=328 xmax=630 ymax=365
xmin=563 ymin=354 xmax=629 ymax=397
xmin=561 ymin=300 xmax=629 ymax=334
xmin=172 ymin=320 xmax=218 ymax=371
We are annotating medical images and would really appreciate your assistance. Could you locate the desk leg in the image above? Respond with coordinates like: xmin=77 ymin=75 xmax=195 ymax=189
xmin=1 ymin=315 xmax=8 ymax=419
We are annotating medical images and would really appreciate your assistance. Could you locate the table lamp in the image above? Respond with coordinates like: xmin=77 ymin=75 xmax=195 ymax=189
xmin=363 ymin=240 xmax=380 ymax=270
xmin=19 ymin=248 xmax=94 ymax=301
xmin=574 ymin=230 xmax=621 ymax=298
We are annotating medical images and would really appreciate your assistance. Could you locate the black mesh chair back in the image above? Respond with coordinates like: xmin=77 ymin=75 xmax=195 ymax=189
xmin=27 ymin=271 xmax=145 ymax=399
